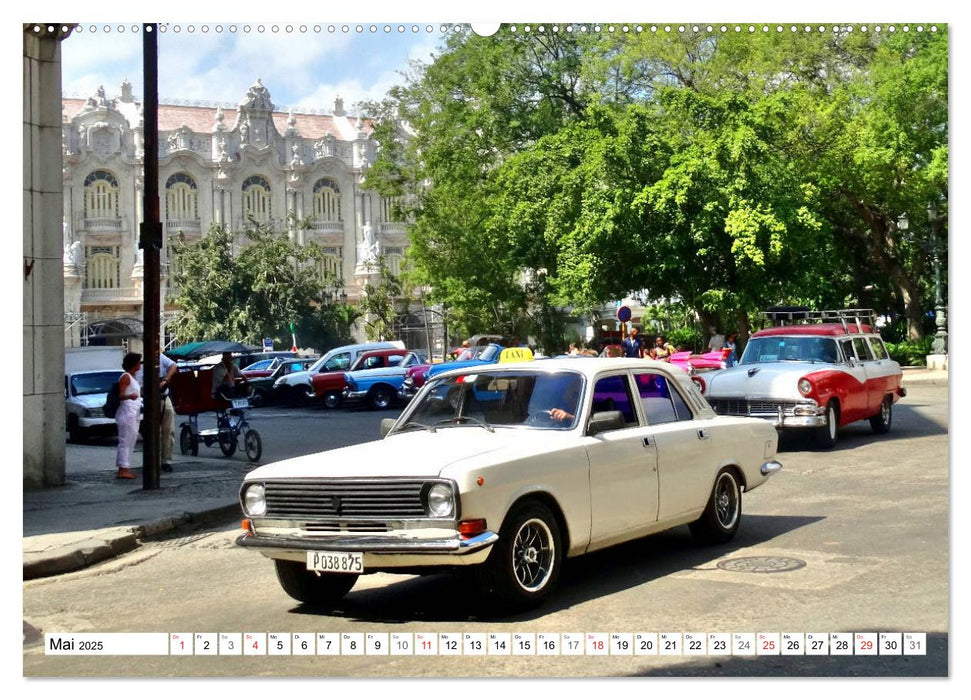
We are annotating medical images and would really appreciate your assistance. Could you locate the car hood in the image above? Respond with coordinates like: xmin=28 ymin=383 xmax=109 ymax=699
xmin=243 ymin=428 xmax=562 ymax=481
xmin=705 ymin=362 xmax=825 ymax=399
xmin=67 ymin=393 xmax=108 ymax=408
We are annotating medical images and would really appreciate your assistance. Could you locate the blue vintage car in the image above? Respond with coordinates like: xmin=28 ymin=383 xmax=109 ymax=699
xmin=342 ymin=351 xmax=427 ymax=409
xmin=423 ymin=344 xmax=533 ymax=382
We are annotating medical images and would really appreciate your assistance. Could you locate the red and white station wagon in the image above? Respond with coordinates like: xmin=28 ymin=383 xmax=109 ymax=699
xmin=701 ymin=309 xmax=906 ymax=448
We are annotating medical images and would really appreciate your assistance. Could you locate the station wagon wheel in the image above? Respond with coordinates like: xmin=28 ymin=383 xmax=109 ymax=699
xmin=869 ymin=395 xmax=892 ymax=434
xmin=689 ymin=468 xmax=742 ymax=545
xmin=476 ymin=501 xmax=563 ymax=610
xmin=814 ymin=401 xmax=839 ymax=449
xmin=274 ymin=560 xmax=358 ymax=606
xmin=322 ymin=391 xmax=341 ymax=409
xmin=179 ymin=425 xmax=198 ymax=456
xmin=368 ymin=386 xmax=393 ymax=410
xmin=244 ymin=428 xmax=263 ymax=462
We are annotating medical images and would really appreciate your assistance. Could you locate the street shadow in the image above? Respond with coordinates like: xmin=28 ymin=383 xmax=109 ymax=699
xmin=617 ymin=630 xmax=947 ymax=677
xmin=287 ymin=513 xmax=822 ymax=624
xmin=778 ymin=400 xmax=947 ymax=453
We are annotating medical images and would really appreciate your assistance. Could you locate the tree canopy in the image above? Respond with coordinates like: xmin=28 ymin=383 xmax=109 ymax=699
xmin=365 ymin=25 xmax=947 ymax=347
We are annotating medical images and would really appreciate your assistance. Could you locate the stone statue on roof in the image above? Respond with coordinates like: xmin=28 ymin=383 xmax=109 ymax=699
xmin=240 ymin=78 xmax=274 ymax=112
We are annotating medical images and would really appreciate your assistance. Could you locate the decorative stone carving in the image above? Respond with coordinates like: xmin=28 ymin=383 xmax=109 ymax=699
xmin=213 ymin=106 xmax=226 ymax=131
xmin=355 ymin=221 xmax=380 ymax=274
xmin=334 ymin=96 xmax=345 ymax=116
xmin=240 ymin=78 xmax=274 ymax=112
xmin=63 ymin=240 xmax=83 ymax=275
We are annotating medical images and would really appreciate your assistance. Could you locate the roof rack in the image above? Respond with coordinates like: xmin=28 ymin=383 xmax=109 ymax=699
xmin=760 ymin=308 xmax=877 ymax=334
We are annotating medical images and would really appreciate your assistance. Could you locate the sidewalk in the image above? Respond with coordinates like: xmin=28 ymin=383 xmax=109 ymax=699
xmin=23 ymin=442 xmax=253 ymax=580
xmin=900 ymin=366 xmax=950 ymax=386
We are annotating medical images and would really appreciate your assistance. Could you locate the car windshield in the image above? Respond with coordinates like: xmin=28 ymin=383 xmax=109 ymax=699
xmin=399 ymin=370 xmax=584 ymax=432
xmin=70 ymin=371 xmax=123 ymax=396
xmin=243 ymin=359 xmax=276 ymax=372
xmin=740 ymin=336 xmax=839 ymax=365
xmin=478 ymin=345 xmax=502 ymax=362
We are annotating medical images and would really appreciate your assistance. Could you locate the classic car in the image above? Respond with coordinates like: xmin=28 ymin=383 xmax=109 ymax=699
xmin=65 ymin=369 xmax=124 ymax=442
xmin=398 ymin=345 xmax=493 ymax=402
xmin=669 ymin=348 xmax=731 ymax=374
xmin=237 ymin=358 xmax=782 ymax=610
xmin=700 ymin=309 xmax=905 ymax=448
xmin=272 ymin=341 xmax=404 ymax=401
xmin=243 ymin=357 xmax=318 ymax=407
xmin=311 ymin=349 xmax=417 ymax=409
xmin=341 ymin=351 xmax=428 ymax=410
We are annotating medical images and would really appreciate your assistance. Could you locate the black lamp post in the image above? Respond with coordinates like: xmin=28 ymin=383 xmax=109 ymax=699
xmin=928 ymin=203 xmax=947 ymax=356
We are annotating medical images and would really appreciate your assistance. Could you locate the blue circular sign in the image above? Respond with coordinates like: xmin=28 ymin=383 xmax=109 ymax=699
xmin=617 ymin=305 xmax=631 ymax=323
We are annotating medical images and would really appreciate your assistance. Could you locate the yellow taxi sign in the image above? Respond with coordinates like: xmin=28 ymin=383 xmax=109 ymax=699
xmin=498 ymin=347 xmax=534 ymax=363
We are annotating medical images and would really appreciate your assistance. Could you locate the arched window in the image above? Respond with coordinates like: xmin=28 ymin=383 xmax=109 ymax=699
xmin=242 ymin=175 xmax=272 ymax=222
xmin=83 ymin=170 xmax=119 ymax=220
xmin=84 ymin=245 xmax=120 ymax=289
xmin=165 ymin=172 xmax=198 ymax=222
xmin=313 ymin=178 xmax=342 ymax=223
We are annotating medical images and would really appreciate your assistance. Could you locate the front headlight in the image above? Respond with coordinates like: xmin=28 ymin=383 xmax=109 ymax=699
xmin=425 ymin=483 xmax=454 ymax=518
xmin=797 ymin=378 xmax=813 ymax=396
xmin=243 ymin=483 xmax=267 ymax=516
xmin=84 ymin=407 xmax=105 ymax=418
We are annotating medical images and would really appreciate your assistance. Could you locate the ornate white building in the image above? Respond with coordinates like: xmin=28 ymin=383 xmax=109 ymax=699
xmin=61 ymin=78 xmax=408 ymax=348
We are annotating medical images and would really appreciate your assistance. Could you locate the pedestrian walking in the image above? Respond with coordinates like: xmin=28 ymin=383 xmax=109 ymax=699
xmin=115 ymin=353 xmax=143 ymax=480
xmin=138 ymin=352 xmax=178 ymax=472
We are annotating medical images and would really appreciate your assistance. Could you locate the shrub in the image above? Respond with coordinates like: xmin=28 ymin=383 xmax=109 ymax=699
xmin=667 ymin=327 xmax=704 ymax=353
xmin=885 ymin=337 xmax=934 ymax=366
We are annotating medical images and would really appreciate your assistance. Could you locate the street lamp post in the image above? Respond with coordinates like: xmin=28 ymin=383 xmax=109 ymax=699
xmin=928 ymin=203 xmax=947 ymax=357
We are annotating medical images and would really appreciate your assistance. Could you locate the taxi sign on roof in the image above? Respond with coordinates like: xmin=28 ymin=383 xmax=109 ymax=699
xmin=498 ymin=347 xmax=534 ymax=363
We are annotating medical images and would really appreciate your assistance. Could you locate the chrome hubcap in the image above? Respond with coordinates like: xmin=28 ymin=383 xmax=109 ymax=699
xmin=715 ymin=474 xmax=739 ymax=529
xmin=512 ymin=519 xmax=554 ymax=592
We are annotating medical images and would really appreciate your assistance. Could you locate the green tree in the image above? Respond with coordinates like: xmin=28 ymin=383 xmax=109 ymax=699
xmin=171 ymin=222 xmax=339 ymax=347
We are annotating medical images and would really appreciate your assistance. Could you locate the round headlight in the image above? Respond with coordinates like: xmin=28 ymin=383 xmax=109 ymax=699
xmin=798 ymin=378 xmax=813 ymax=396
xmin=244 ymin=484 xmax=267 ymax=516
xmin=426 ymin=483 xmax=454 ymax=518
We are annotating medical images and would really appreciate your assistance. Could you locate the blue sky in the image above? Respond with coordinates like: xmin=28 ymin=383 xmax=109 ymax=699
xmin=61 ymin=24 xmax=446 ymax=114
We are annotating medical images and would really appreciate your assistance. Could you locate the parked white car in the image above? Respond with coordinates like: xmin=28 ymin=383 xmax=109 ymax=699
xmin=238 ymin=358 xmax=782 ymax=610
xmin=65 ymin=369 xmax=123 ymax=442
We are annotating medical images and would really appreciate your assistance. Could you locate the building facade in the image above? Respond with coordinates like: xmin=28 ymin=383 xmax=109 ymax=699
xmin=62 ymin=78 xmax=408 ymax=350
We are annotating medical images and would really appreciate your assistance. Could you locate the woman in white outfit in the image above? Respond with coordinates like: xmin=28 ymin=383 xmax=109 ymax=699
xmin=115 ymin=353 xmax=143 ymax=480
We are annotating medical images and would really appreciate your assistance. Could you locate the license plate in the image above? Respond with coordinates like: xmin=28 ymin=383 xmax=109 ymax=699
xmin=307 ymin=551 xmax=364 ymax=573
xmin=231 ymin=398 xmax=249 ymax=409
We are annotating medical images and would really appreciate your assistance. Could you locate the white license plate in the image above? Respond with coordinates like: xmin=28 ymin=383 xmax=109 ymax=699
xmin=306 ymin=550 xmax=364 ymax=573
xmin=231 ymin=398 xmax=249 ymax=409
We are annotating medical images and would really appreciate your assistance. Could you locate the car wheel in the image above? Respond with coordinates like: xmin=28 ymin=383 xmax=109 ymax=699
xmin=814 ymin=401 xmax=839 ymax=449
xmin=67 ymin=415 xmax=85 ymax=444
xmin=475 ymin=501 xmax=563 ymax=610
xmin=322 ymin=391 xmax=342 ymax=409
xmin=244 ymin=429 xmax=263 ymax=462
xmin=869 ymin=395 xmax=892 ymax=434
xmin=689 ymin=468 xmax=742 ymax=545
xmin=179 ymin=425 xmax=198 ymax=456
xmin=249 ymin=389 xmax=265 ymax=408
xmin=274 ymin=560 xmax=358 ymax=606
xmin=368 ymin=386 xmax=393 ymax=410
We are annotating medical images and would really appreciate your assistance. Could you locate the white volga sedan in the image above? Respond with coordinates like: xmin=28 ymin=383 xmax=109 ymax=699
xmin=237 ymin=358 xmax=782 ymax=610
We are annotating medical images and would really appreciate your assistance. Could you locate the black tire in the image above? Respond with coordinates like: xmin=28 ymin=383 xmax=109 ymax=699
xmin=869 ymin=395 xmax=893 ymax=434
xmin=475 ymin=501 xmax=563 ymax=610
xmin=689 ymin=468 xmax=742 ymax=545
xmin=179 ymin=425 xmax=198 ymax=456
xmin=814 ymin=401 xmax=839 ymax=449
xmin=218 ymin=428 xmax=237 ymax=457
xmin=249 ymin=389 xmax=265 ymax=408
xmin=274 ymin=560 xmax=358 ymax=606
xmin=368 ymin=386 xmax=394 ymax=410
xmin=322 ymin=391 xmax=342 ymax=409
xmin=244 ymin=429 xmax=263 ymax=462
xmin=67 ymin=415 xmax=84 ymax=444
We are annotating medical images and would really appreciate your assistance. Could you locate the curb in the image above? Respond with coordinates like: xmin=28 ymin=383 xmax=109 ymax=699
xmin=23 ymin=502 xmax=240 ymax=581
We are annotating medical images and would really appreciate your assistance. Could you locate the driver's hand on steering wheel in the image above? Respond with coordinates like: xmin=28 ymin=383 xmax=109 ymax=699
xmin=549 ymin=408 xmax=574 ymax=422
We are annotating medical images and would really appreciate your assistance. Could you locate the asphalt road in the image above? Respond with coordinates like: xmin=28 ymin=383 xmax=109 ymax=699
xmin=25 ymin=385 xmax=949 ymax=678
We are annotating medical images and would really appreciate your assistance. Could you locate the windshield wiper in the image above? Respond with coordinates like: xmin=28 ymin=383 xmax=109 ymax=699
xmin=434 ymin=416 xmax=495 ymax=433
xmin=400 ymin=420 xmax=437 ymax=433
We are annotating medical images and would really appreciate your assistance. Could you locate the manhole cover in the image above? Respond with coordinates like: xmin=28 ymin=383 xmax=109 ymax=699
xmin=716 ymin=556 xmax=807 ymax=573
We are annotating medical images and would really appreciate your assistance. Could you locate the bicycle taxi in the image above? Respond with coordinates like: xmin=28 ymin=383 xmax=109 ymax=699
xmin=170 ymin=366 xmax=263 ymax=462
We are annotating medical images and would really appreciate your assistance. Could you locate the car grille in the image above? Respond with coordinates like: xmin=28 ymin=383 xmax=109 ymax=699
xmin=262 ymin=479 xmax=432 ymax=520
xmin=708 ymin=398 xmax=804 ymax=417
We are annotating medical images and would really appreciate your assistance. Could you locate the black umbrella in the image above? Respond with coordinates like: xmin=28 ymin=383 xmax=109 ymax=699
xmin=165 ymin=340 xmax=256 ymax=360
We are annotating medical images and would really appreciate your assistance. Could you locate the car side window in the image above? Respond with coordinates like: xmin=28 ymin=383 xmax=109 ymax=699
xmin=853 ymin=337 xmax=874 ymax=361
xmin=634 ymin=373 xmax=693 ymax=425
xmin=325 ymin=353 xmax=351 ymax=371
xmin=590 ymin=375 xmax=637 ymax=427
xmin=840 ymin=339 xmax=856 ymax=363
xmin=869 ymin=337 xmax=890 ymax=360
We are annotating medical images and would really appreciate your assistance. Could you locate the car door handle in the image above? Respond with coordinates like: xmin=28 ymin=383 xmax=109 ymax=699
xmin=697 ymin=429 xmax=710 ymax=440
xmin=643 ymin=436 xmax=653 ymax=447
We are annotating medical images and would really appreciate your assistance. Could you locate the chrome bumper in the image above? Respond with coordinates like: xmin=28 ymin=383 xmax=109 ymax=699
xmin=236 ymin=530 xmax=497 ymax=567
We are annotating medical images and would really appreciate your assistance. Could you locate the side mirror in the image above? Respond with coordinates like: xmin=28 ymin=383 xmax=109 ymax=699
xmin=587 ymin=410 xmax=626 ymax=436
xmin=380 ymin=418 xmax=397 ymax=438
xmin=847 ymin=357 xmax=857 ymax=367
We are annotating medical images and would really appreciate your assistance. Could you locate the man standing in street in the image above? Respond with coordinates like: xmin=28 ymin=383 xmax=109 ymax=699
xmin=138 ymin=352 xmax=179 ymax=472
xmin=622 ymin=327 xmax=643 ymax=358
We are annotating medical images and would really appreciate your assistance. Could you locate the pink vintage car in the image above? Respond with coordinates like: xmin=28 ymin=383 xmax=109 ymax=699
xmin=669 ymin=348 xmax=731 ymax=373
